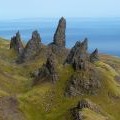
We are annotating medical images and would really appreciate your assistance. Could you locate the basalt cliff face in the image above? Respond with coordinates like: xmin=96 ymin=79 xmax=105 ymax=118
xmin=0 ymin=17 xmax=120 ymax=120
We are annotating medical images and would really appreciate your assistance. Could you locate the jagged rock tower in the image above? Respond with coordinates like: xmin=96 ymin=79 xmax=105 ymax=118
xmin=65 ymin=39 xmax=101 ymax=96
xmin=53 ymin=17 xmax=66 ymax=47
xmin=90 ymin=48 xmax=99 ymax=62
xmin=10 ymin=31 xmax=24 ymax=54
xmin=66 ymin=38 xmax=88 ymax=71
xmin=33 ymin=53 xmax=58 ymax=84
xmin=48 ymin=17 xmax=68 ymax=61
xmin=19 ymin=30 xmax=42 ymax=62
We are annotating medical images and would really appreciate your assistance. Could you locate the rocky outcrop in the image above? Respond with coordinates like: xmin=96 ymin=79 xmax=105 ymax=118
xmin=77 ymin=99 xmax=101 ymax=113
xmin=71 ymin=99 xmax=102 ymax=120
xmin=53 ymin=17 xmax=66 ymax=47
xmin=48 ymin=17 xmax=68 ymax=60
xmin=65 ymin=66 xmax=101 ymax=96
xmin=10 ymin=31 xmax=24 ymax=54
xmin=90 ymin=48 xmax=99 ymax=63
xmin=65 ymin=39 xmax=101 ymax=96
xmin=33 ymin=53 xmax=58 ymax=85
xmin=18 ymin=30 xmax=42 ymax=62
xmin=65 ymin=39 xmax=88 ymax=71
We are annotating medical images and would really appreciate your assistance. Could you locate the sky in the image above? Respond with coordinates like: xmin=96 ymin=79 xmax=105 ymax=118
xmin=0 ymin=0 xmax=120 ymax=20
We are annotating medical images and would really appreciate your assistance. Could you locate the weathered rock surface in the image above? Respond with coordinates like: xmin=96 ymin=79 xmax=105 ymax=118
xmin=65 ymin=39 xmax=88 ymax=71
xmin=77 ymin=99 xmax=101 ymax=113
xmin=90 ymin=48 xmax=99 ymax=63
xmin=71 ymin=99 xmax=102 ymax=120
xmin=65 ymin=39 xmax=101 ymax=96
xmin=48 ymin=17 xmax=68 ymax=61
xmin=53 ymin=17 xmax=66 ymax=47
xmin=33 ymin=53 xmax=58 ymax=85
xmin=18 ymin=30 xmax=42 ymax=62
xmin=0 ymin=96 xmax=24 ymax=120
xmin=10 ymin=31 xmax=24 ymax=54
xmin=65 ymin=66 xmax=101 ymax=96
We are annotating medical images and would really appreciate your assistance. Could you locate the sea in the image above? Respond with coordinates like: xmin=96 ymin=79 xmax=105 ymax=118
xmin=0 ymin=18 xmax=120 ymax=56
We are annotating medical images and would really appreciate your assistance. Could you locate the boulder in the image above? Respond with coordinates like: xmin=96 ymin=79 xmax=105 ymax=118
xmin=10 ymin=31 xmax=24 ymax=54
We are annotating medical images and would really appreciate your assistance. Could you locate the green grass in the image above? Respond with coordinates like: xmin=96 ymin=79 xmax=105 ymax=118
xmin=0 ymin=38 xmax=120 ymax=120
xmin=82 ymin=108 xmax=109 ymax=120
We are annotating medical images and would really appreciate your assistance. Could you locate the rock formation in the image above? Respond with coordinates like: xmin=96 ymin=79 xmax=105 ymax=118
xmin=53 ymin=17 xmax=66 ymax=47
xmin=48 ymin=17 xmax=68 ymax=60
xmin=71 ymin=99 xmax=102 ymax=120
xmin=64 ymin=39 xmax=101 ymax=96
xmin=19 ymin=30 xmax=42 ymax=62
xmin=65 ymin=39 xmax=88 ymax=71
xmin=33 ymin=53 xmax=58 ymax=85
xmin=77 ymin=99 xmax=101 ymax=113
xmin=10 ymin=31 xmax=24 ymax=54
xmin=90 ymin=48 xmax=99 ymax=63
xmin=65 ymin=66 xmax=101 ymax=96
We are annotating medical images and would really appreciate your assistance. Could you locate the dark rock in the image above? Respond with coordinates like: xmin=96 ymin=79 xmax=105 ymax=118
xmin=90 ymin=48 xmax=99 ymax=63
xmin=65 ymin=39 xmax=101 ymax=97
xmin=53 ymin=17 xmax=66 ymax=47
xmin=65 ymin=39 xmax=88 ymax=71
xmin=48 ymin=17 xmax=68 ymax=62
xmin=19 ymin=30 xmax=42 ymax=62
xmin=77 ymin=99 xmax=101 ymax=113
xmin=65 ymin=67 xmax=101 ymax=96
xmin=71 ymin=99 xmax=101 ymax=120
xmin=33 ymin=53 xmax=58 ymax=85
xmin=10 ymin=31 xmax=24 ymax=54
xmin=71 ymin=107 xmax=83 ymax=120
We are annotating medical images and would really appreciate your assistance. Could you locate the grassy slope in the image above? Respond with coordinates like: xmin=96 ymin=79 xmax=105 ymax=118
xmin=0 ymin=38 xmax=120 ymax=120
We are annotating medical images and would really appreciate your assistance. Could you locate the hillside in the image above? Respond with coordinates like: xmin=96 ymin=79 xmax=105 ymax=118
xmin=0 ymin=18 xmax=120 ymax=120
xmin=0 ymin=37 xmax=120 ymax=120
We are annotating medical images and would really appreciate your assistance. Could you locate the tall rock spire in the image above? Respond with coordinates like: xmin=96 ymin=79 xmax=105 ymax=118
xmin=19 ymin=30 xmax=42 ymax=62
xmin=10 ymin=31 xmax=24 ymax=54
xmin=53 ymin=17 xmax=66 ymax=47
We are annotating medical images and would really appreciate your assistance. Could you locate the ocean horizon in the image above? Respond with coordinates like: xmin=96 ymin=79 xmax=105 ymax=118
xmin=0 ymin=17 xmax=120 ymax=56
